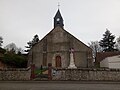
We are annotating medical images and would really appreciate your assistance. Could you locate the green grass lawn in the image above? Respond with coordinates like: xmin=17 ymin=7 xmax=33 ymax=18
xmin=35 ymin=68 xmax=48 ymax=75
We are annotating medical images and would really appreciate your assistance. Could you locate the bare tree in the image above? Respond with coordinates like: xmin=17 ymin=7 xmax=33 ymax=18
xmin=88 ymin=41 xmax=102 ymax=60
xmin=115 ymin=36 xmax=120 ymax=51
xmin=4 ymin=43 xmax=22 ymax=54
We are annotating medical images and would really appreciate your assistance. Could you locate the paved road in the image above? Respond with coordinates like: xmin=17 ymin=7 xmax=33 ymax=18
xmin=0 ymin=81 xmax=120 ymax=90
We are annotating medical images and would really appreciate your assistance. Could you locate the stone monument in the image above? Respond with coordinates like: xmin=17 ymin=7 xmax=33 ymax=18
xmin=68 ymin=48 xmax=77 ymax=69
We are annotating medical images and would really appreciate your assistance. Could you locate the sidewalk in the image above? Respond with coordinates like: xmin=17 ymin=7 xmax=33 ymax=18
xmin=0 ymin=80 xmax=120 ymax=84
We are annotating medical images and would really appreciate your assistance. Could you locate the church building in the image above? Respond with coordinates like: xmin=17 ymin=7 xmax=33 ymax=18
xmin=28 ymin=9 xmax=93 ymax=68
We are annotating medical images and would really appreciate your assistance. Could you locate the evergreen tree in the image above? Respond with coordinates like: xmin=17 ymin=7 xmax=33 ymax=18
xmin=25 ymin=34 xmax=39 ymax=53
xmin=0 ymin=36 xmax=3 ymax=47
xmin=99 ymin=29 xmax=117 ymax=52
xmin=32 ymin=34 xmax=39 ymax=45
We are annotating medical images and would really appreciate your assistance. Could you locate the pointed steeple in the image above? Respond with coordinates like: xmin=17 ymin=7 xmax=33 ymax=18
xmin=54 ymin=9 xmax=64 ymax=28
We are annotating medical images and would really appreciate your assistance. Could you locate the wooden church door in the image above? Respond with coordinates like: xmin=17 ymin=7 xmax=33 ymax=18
xmin=55 ymin=56 xmax=61 ymax=67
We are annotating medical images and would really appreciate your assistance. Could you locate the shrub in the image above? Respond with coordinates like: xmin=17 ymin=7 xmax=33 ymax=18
xmin=1 ymin=53 xmax=27 ymax=68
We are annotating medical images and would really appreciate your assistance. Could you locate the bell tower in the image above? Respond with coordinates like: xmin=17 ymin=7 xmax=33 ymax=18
xmin=54 ymin=9 xmax=64 ymax=28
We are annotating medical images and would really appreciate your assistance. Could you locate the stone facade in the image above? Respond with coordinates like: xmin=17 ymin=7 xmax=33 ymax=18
xmin=52 ymin=68 xmax=120 ymax=81
xmin=0 ymin=67 xmax=31 ymax=80
xmin=28 ymin=26 xmax=93 ymax=68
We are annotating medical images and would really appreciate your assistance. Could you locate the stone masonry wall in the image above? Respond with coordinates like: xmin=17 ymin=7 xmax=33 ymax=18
xmin=52 ymin=68 xmax=120 ymax=81
xmin=0 ymin=67 xmax=31 ymax=80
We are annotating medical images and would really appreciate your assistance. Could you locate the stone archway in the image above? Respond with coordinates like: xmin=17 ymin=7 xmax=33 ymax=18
xmin=55 ymin=56 xmax=61 ymax=67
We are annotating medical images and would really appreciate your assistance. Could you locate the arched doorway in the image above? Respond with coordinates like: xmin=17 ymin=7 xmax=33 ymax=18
xmin=55 ymin=56 xmax=61 ymax=67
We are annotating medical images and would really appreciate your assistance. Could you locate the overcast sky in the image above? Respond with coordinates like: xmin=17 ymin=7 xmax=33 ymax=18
xmin=0 ymin=0 xmax=120 ymax=49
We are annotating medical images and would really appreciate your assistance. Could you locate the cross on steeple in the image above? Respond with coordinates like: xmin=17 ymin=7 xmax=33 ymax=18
xmin=58 ymin=2 xmax=60 ymax=9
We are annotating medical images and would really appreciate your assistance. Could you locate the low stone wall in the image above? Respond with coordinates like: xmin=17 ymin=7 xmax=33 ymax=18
xmin=52 ymin=68 xmax=120 ymax=81
xmin=0 ymin=67 xmax=31 ymax=80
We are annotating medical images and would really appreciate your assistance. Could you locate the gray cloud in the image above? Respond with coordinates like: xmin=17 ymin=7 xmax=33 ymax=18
xmin=0 ymin=0 xmax=120 ymax=49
